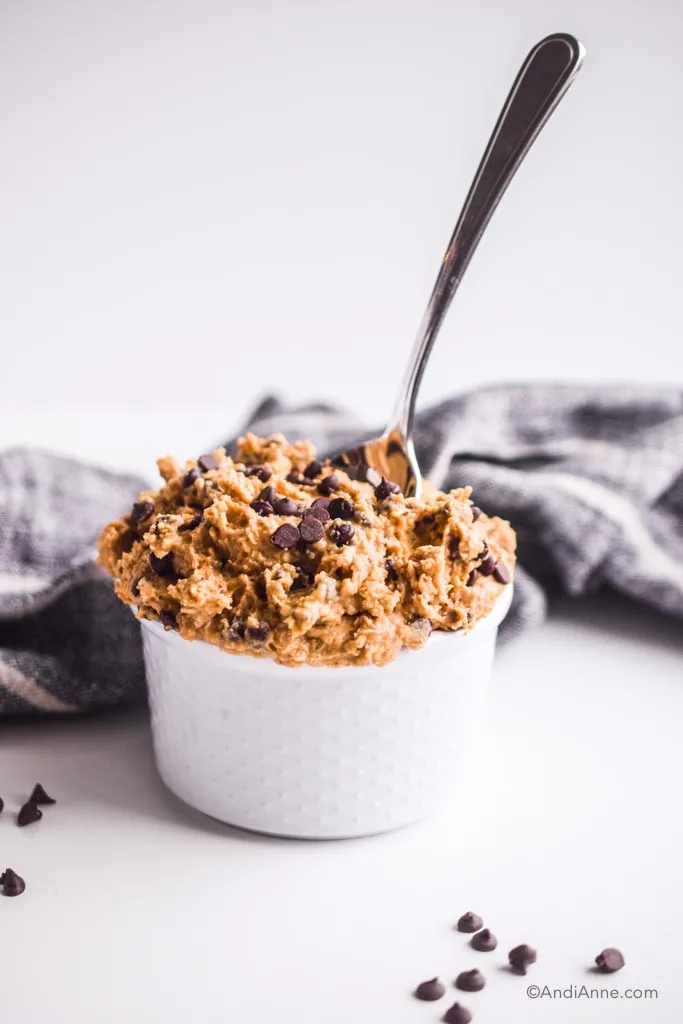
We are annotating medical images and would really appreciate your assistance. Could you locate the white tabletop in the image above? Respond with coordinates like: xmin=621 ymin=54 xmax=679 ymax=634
xmin=3 ymin=594 xmax=681 ymax=1023
xmin=2 ymin=0 xmax=683 ymax=1020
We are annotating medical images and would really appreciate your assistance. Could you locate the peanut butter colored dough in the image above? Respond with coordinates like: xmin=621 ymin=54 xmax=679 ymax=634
xmin=98 ymin=434 xmax=516 ymax=668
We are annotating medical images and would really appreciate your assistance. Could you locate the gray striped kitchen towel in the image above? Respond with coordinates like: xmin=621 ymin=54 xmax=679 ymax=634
xmin=1 ymin=384 xmax=682 ymax=716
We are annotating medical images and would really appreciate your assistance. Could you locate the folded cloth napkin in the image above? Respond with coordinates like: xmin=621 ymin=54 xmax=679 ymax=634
xmin=1 ymin=384 xmax=682 ymax=716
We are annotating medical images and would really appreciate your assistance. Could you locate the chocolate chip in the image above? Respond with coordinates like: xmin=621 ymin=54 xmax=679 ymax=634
xmin=471 ymin=506 xmax=482 ymax=520
xmin=300 ymin=516 xmax=324 ymax=544
xmin=466 ymin=569 xmax=479 ymax=587
xmin=257 ymin=485 xmax=275 ymax=504
xmin=478 ymin=556 xmax=497 ymax=576
xmin=149 ymin=552 xmax=175 ymax=578
xmin=250 ymin=500 xmax=274 ymax=517
xmin=244 ymin=465 xmax=272 ymax=482
xmin=183 ymin=467 xmax=200 ymax=487
xmin=318 ymin=474 xmax=339 ymax=496
xmin=159 ymin=610 xmax=177 ymax=630
xmin=17 ymin=802 xmax=42 ymax=827
xmin=29 ymin=784 xmax=55 ymax=806
xmin=328 ymin=522 xmax=355 ymax=546
xmin=302 ymin=504 xmax=330 ymax=523
xmin=130 ymin=500 xmax=154 ymax=525
xmin=414 ymin=978 xmax=445 ymax=1002
xmin=443 ymin=1003 xmax=472 ymax=1024
xmin=286 ymin=471 xmax=305 ymax=484
xmin=291 ymin=568 xmax=315 ymax=592
xmin=493 ymin=561 xmax=511 ymax=584
xmin=328 ymin=497 xmax=354 ymax=520
xmin=1 ymin=868 xmax=25 ymax=898
xmin=271 ymin=523 xmax=300 ymax=549
xmin=471 ymin=928 xmax=497 ymax=952
xmin=255 ymin=575 xmax=268 ymax=601
xmin=385 ymin=558 xmax=398 ymax=582
xmin=198 ymin=453 xmax=218 ymax=472
xmin=595 ymin=948 xmax=625 ymax=973
xmin=448 ymin=535 xmax=461 ymax=559
xmin=0 ymin=797 xmax=3 ymax=814
xmin=508 ymin=944 xmax=537 ymax=975
xmin=455 ymin=969 xmax=485 ymax=992
xmin=374 ymin=477 xmax=400 ymax=501
xmin=273 ymin=497 xmax=298 ymax=516
xmin=303 ymin=459 xmax=322 ymax=479
xmin=178 ymin=513 xmax=203 ymax=533
xmin=457 ymin=912 xmax=483 ymax=933
xmin=311 ymin=497 xmax=331 ymax=510
xmin=246 ymin=621 xmax=269 ymax=643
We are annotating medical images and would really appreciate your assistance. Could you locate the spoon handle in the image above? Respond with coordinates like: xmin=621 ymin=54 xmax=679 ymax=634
xmin=391 ymin=32 xmax=584 ymax=440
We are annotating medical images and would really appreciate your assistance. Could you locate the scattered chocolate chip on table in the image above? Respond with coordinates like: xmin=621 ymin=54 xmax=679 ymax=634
xmin=595 ymin=948 xmax=625 ymax=972
xmin=457 ymin=912 xmax=484 ymax=933
xmin=414 ymin=977 xmax=446 ymax=1001
xmin=455 ymin=968 xmax=486 ymax=992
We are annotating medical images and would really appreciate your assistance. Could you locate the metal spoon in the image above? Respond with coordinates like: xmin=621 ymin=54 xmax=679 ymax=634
xmin=333 ymin=32 xmax=584 ymax=498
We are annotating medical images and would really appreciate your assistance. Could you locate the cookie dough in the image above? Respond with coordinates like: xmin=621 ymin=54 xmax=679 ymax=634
xmin=98 ymin=434 xmax=516 ymax=668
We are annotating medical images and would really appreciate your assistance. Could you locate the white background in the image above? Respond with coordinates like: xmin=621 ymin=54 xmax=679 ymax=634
xmin=1 ymin=1 xmax=682 ymax=1022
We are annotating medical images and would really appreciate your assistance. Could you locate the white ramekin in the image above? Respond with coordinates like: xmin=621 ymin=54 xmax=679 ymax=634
xmin=140 ymin=587 xmax=512 ymax=839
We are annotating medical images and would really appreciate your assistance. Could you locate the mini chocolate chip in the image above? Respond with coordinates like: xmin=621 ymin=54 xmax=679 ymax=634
xmin=471 ymin=505 xmax=482 ymax=520
xmin=0 ymin=797 xmax=3 ymax=813
xmin=466 ymin=569 xmax=479 ymax=587
xmin=508 ymin=944 xmax=537 ymax=975
xmin=303 ymin=459 xmax=322 ymax=479
xmin=318 ymin=474 xmax=339 ymax=496
xmin=300 ymin=516 xmax=324 ymax=544
xmin=595 ymin=948 xmax=625 ymax=973
xmin=198 ymin=453 xmax=218 ymax=472
xmin=29 ymin=784 xmax=55 ymax=806
xmin=328 ymin=497 xmax=354 ymax=520
xmin=183 ymin=467 xmax=200 ymax=487
xmin=149 ymin=552 xmax=175 ymax=578
xmin=329 ymin=521 xmax=355 ymax=546
xmin=302 ymin=504 xmax=330 ymax=523
xmin=255 ymin=575 xmax=268 ymax=601
xmin=455 ymin=969 xmax=486 ymax=993
xmin=385 ymin=558 xmax=398 ymax=582
xmin=130 ymin=500 xmax=154 ymax=525
xmin=257 ymin=466 xmax=272 ymax=481
xmin=374 ymin=477 xmax=400 ymax=501
xmin=478 ymin=556 xmax=497 ymax=576
xmin=273 ymin=497 xmax=298 ymax=516
xmin=258 ymin=485 xmax=276 ymax=504
xmin=493 ymin=561 xmax=511 ymax=584
xmin=178 ymin=513 xmax=203 ymax=533
xmin=271 ymin=523 xmax=300 ymax=549
xmin=443 ymin=1003 xmax=472 ymax=1024
xmin=471 ymin=928 xmax=497 ymax=952
xmin=250 ymin=500 xmax=274 ymax=517
xmin=311 ymin=497 xmax=331 ymax=510
xmin=290 ymin=568 xmax=315 ymax=592
xmin=17 ymin=802 xmax=42 ymax=827
xmin=286 ymin=471 xmax=305 ymax=484
xmin=247 ymin=621 xmax=269 ymax=642
xmin=457 ymin=912 xmax=484 ymax=933
xmin=1 ymin=868 xmax=25 ymax=898
xmin=448 ymin=535 xmax=461 ymax=559
xmin=159 ymin=610 xmax=177 ymax=630
xmin=414 ymin=977 xmax=445 ymax=1002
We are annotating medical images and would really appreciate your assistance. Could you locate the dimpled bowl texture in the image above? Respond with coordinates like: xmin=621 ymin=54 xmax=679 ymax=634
xmin=140 ymin=586 xmax=512 ymax=839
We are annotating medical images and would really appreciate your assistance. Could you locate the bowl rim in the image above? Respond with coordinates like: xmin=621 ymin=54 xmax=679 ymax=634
xmin=136 ymin=584 xmax=513 ymax=677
